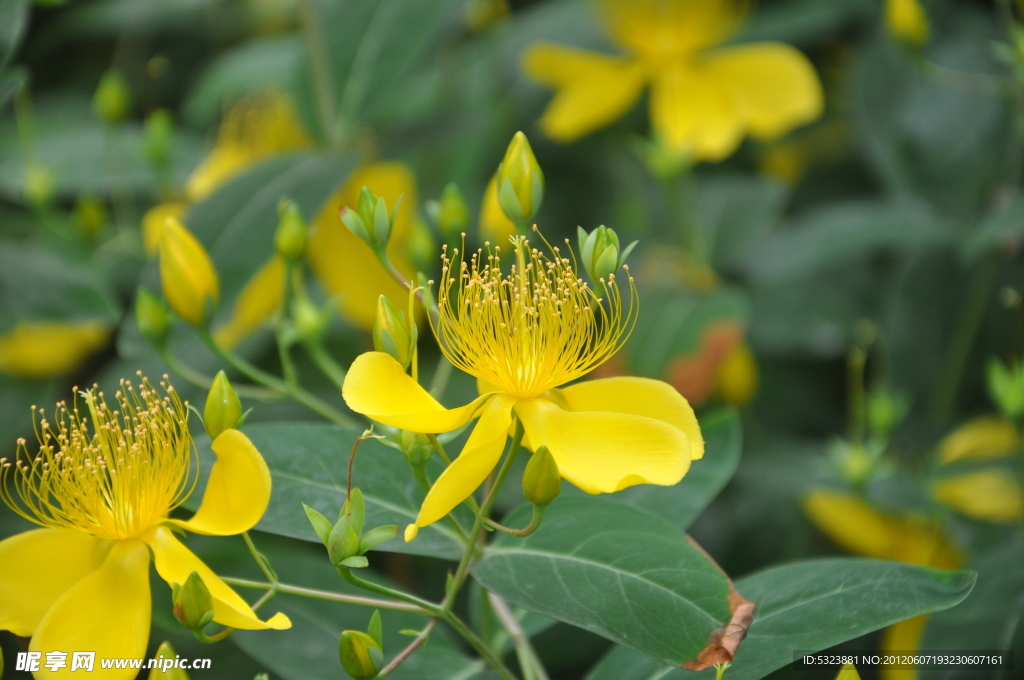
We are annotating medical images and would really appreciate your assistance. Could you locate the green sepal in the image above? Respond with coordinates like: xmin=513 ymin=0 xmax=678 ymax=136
xmin=340 ymin=556 xmax=369 ymax=568
xmin=367 ymin=610 xmax=383 ymax=648
xmin=302 ymin=503 xmax=332 ymax=545
xmin=359 ymin=525 xmax=400 ymax=554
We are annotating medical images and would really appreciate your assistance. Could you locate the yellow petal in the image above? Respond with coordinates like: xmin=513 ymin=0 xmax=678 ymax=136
xmin=514 ymin=397 xmax=690 ymax=494
xmin=598 ymin=0 xmax=746 ymax=60
xmin=0 ymin=321 xmax=110 ymax=378
xmin=933 ymin=470 xmax=1024 ymax=523
xmin=880 ymin=615 xmax=928 ymax=680
xmin=649 ymin=62 xmax=747 ymax=162
xmin=804 ymin=490 xmax=961 ymax=569
xmin=142 ymin=202 xmax=187 ymax=256
xmin=414 ymin=394 xmax=516 ymax=529
xmin=213 ymin=256 xmax=286 ymax=348
xmin=835 ymin=662 xmax=863 ymax=680
xmin=171 ymin=429 xmax=272 ymax=536
xmin=160 ymin=217 xmax=220 ymax=326
xmin=0 ymin=529 xmax=110 ymax=637
xmin=938 ymin=417 xmax=1017 ymax=464
xmin=30 ymin=540 xmax=150 ymax=680
xmin=523 ymin=44 xmax=647 ymax=143
xmin=306 ymin=162 xmax=418 ymax=330
xmin=555 ymin=376 xmax=704 ymax=459
xmin=143 ymin=525 xmax=291 ymax=630
xmin=343 ymin=351 xmax=492 ymax=433
xmin=479 ymin=174 xmax=517 ymax=244
xmin=703 ymin=43 xmax=824 ymax=141
xmin=886 ymin=0 xmax=929 ymax=47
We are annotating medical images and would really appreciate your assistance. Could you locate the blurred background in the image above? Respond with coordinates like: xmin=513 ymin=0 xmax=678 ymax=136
xmin=1 ymin=0 xmax=1023 ymax=678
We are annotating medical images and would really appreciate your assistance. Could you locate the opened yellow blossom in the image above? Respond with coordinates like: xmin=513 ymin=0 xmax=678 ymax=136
xmin=0 ymin=321 xmax=111 ymax=378
xmin=343 ymin=234 xmax=702 ymax=540
xmin=0 ymin=376 xmax=289 ymax=679
xmin=523 ymin=0 xmax=823 ymax=161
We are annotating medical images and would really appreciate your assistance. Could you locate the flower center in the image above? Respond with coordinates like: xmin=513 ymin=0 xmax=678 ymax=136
xmin=1 ymin=374 xmax=196 ymax=540
xmin=434 ymin=232 xmax=637 ymax=400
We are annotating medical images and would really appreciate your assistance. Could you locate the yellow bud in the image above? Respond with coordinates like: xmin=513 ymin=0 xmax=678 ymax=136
xmin=159 ymin=217 xmax=220 ymax=326
xmin=92 ymin=70 xmax=132 ymax=125
xmin=24 ymin=164 xmax=54 ymax=206
xmin=148 ymin=641 xmax=190 ymax=680
xmin=135 ymin=287 xmax=172 ymax=346
xmin=716 ymin=342 xmax=758 ymax=407
xmin=496 ymin=131 xmax=544 ymax=224
xmin=372 ymin=295 xmax=416 ymax=369
xmin=204 ymin=370 xmax=243 ymax=438
xmin=404 ymin=524 xmax=419 ymax=542
xmin=522 ymin=445 xmax=561 ymax=506
xmin=275 ymin=200 xmax=308 ymax=260
xmin=338 ymin=630 xmax=383 ymax=680
xmin=142 ymin=202 xmax=187 ymax=256
xmin=479 ymin=173 xmax=516 ymax=243
xmin=885 ymin=0 xmax=929 ymax=47
xmin=172 ymin=571 xmax=215 ymax=631
xmin=73 ymin=195 xmax=107 ymax=239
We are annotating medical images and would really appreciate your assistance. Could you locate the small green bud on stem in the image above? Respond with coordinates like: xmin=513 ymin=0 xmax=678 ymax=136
xmin=341 ymin=187 xmax=402 ymax=252
xmin=172 ymin=571 xmax=215 ymax=632
xmin=275 ymin=199 xmax=308 ymax=261
xmin=373 ymin=295 xmax=417 ymax=370
xmin=92 ymin=70 xmax=132 ymax=126
xmin=496 ymin=131 xmax=544 ymax=227
xmin=204 ymin=370 xmax=243 ymax=438
xmin=522 ymin=445 xmax=561 ymax=507
xmin=136 ymin=287 xmax=173 ymax=347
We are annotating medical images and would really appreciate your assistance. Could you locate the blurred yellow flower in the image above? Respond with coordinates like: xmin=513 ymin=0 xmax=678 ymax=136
xmin=933 ymin=470 xmax=1024 ymax=523
xmin=142 ymin=202 xmax=187 ymax=255
xmin=885 ymin=0 xmax=929 ymax=47
xmin=716 ymin=340 xmax=758 ymax=407
xmin=0 ymin=321 xmax=110 ymax=378
xmin=479 ymin=174 xmax=517 ymax=244
xmin=524 ymin=0 xmax=824 ymax=161
xmin=938 ymin=417 xmax=1017 ymax=464
xmin=214 ymin=256 xmax=286 ymax=348
xmin=836 ymin=663 xmax=862 ymax=680
xmin=344 ymin=235 xmax=702 ymax=540
xmin=0 ymin=378 xmax=289 ymax=679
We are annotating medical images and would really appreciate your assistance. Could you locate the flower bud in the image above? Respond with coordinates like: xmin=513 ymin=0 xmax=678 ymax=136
xmin=496 ymin=131 xmax=544 ymax=224
xmin=866 ymin=386 xmax=909 ymax=437
xmin=143 ymin=109 xmax=175 ymax=170
xmin=74 ymin=195 xmax=107 ymax=239
xmin=522 ymin=445 xmax=561 ymax=506
xmin=204 ymin=370 xmax=243 ymax=438
xmin=885 ymin=0 xmax=929 ymax=48
xmin=987 ymin=357 xmax=1024 ymax=419
xmin=172 ymin=571 xmax=215 ymax=631
xmin=427 ymin=183 xmax=469 ymax=241
xmin=406 ymin=218 xmax=437 ymax=274
xmin=159 ymin=217 xmax=220 ymax=326
xmin=275 ymin=199 xmax=308 ymax=261
xmin=328 ymin=515 xmax=362 ymax=566
xmin=136 ymin=287 xmax=173 ymax=346
xmin=373 ymin=295 xmax=417 ymax=370
xmin=401 ymin=430 xmax=433 ymax=466
xmin=149 ymin=641 xmax=189 ymax=680
xmin=341 ymin=187 xmax=401 ymax=252
xmin=92 ymin=70 xmax=132 ymax=126
xmin=577 ymin=226 xmax=637 ymax=284
xmin=716 ymin=342 xmax=758 ymax=408
xmin=24 ymin=164 xmax=54 ymax=206
xmin=338 ymin=630 xmax=383 ymax=679
xmin=292 ymin=292 xmax=331 ymax=343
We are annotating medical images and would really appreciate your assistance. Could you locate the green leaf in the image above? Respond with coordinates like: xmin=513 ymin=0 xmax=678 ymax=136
xmin=697 ymin=174 xmax=789 ymax=272
xmin=964 ymin=196 xmax=1024 ymax=261
xmin=471 ymin=498 xmax=738 ymax=666
xmin=0 ymin=66 xmax=26 ymax=114
xmin=585 ymin=558 xmax=976 ymax=680
xmin=0 ymin=0 xmax=29 ymax=69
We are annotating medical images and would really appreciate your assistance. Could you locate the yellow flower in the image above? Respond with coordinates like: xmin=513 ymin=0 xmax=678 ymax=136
xmin=523 ymin=0 xmax=823 ymax=161
xmin=343 ymin=234 xmax=703 ymax=538
xmin=0 ymin=377 xmax=289 ymax=678
xmin=885 ymin=0 xmax=929 ymax=47
xmin=937 ymin=417 xmax=1017 ymax=464
xmin=306 ymin=163 xmax=420 ymax=330
xmin=879 ymin=615 xmax=927 ymax=680
xmin=479 ymin=174 xmax=517 ymax=244
xmin=160 ymin=217 xmax=220 ymax=326
xmin=933 ymin=470 xmax=1024 ymax=523
xmin=214 ymin=256 xmax=286 ymax=348
xmin=0 ymin=321 xmax=111 ymax=378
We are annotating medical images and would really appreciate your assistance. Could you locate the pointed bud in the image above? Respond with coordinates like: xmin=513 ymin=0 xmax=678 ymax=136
xmin=577 ymin=226 xmax=637 ymax=285
xmin=136 ymin=287 xmax=173 ymax=346
xmin=92 ymin=70 xmax=132 ymax=126
xmin=496 ymin=131 xmax=544 ymax=224
xmin=338 ymin=630 xmax=383 ymax=679
xmin=172 ymin=571 xmax=215 ymax=631
xmin=204 ymin=371 xmax=242 ymax=438
xmin=522 ymin=445 xmax=561 ymax=506
xmin=143 ymin=109 xmax=175 ymax=170
xmin=341 ymin=187 xmax=400 ymax=252
xmin=74 ymin=195 xmax=107 ymax=239
xmin=373 ymin=295 xmax=416 ymax=369
xmin=24 ymin=164 xmax=54 ymax=206
xmin=428 ymin=183 xmax=469 ymax=241
xmin=149 ymin=641 xmax=190 ymax=680
xmin=159 ymin=217 xmax=220 ymax=326
xmin=401 ymin=430 xmax=433 ymax=465
xmin=275 ymin=199 xmax=308 ymax=261
xmin=987 ymin=357 xmax=1024 ymax=419
xmin=292 ymin=292 xmax=331 ymax=343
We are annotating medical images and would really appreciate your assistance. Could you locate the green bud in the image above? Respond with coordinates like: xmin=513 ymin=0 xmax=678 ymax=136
xmin=496 ymin=131 xmax=544 ymax=224
xmin=24 ymin=164 xmax=54 ymax=206
xmin=522 ymin=445 xmax=561 ymax=506
xmin=328 ymin=515 xmax=361 ymax=566
xmin=172 ymin=571 xmax=215 ymax=631
xmin=373 ymin=295 xmax=417 ymax=369
xmin=341 ymin=187 xmax=402 ymax=252
xmin=338 ymin=630 xmax=383 ymax=679
xmin=148 ymin=641 xmax=189 ymax=680
xmin=254 ymin=675 xmax=269 ymax=680
xmin=427 ymin=183 xmax=469 ymax=241
xmin=577 ymin=226 xmax=637 ymax=285
xmin=401 ymin=430 xmax=433 ymax=465
xmin=406 ymin=218 xmax=437 ymax=273
xmin=74 ymin=194 xmax=108 ymax=239
xmin=987 ymin=357 xmax=1024 ymax=419
xmin=92 ymin=70 xmax=132 ymax=125
xmin=136 ymin=287 xmax=173 ymax=346
xmin=275 ymin=199 xmax=308 ymax=260
xmin=866 ymin=386 xmax=909 ymax=436
xmin=204 ymin=370 xmax=243 ymax=438
xmin=143 ymin=109 xmax=175 ymax=169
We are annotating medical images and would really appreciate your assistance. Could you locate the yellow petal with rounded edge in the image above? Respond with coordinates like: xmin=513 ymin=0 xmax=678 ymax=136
xmin=886 ymin=0 xmax=929 ymax=47
xmin=30 ymin=540 xmax=150 ymax=680
xmin=523 ymin=44 xmax=648 ymax=143
xmin=649 ymin=62 xmax=747 ymax=162
xmin=171 ymin=429 xmax=272 ymax=536
xmin=143 ymin=525 xmax=291 ymax=630
xmin=142 ymin=202 xmax=187 ymax=255
xmin=213 ymin=255 xmax=286 ymax=348
xmin=514 ymin=397 xmax=690 ymax=494
xmin=804 ymin=490 xmax=961 ymax=569
xmin=160 ymin=217 xmax=220 ymax=326
xmin=555 ymin=376 xmax=704 ymax=459
xmin=479 ymin=174 xmax=517 ymax=244
xmin=599 ymin=0 xmax=746 ymax=61
xmin=0 ymin=321 xmax=110 ymax=378
xmin=703 ymin=43 xmax=823 ymax=141
xmin=414 ymin=394 xmax=516 ymax=529
xmin=938 ymin=417 xmax=1017 ymax=464
xmin=344 ymin=352 xmax=493 ymax=433
xmin=307 ymin=162 xmax=418 ymax=330
xmin=0 ymin=529 xmax=110 ymax=637
xmin=933 ymin=470 xmax=1024 ymax=523
xmin=879 ymin=615 xmax=927 ymax=680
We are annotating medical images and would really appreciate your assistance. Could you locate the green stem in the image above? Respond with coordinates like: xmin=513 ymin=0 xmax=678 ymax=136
xmin=305 ymin=340 xmax=348 ymax=390
xmin=221 ymin=576 xmax=428 ymax=613
xmin=847 ymin=344 xmax=867 ymax=448
xmin=299 ymin=0 xmax=341 ymax=148
xmin=339 ymin=567 xmax=443 ymax=614
xmin=429 ymin=355 xmax=454 ymax=400
xmin=375 ymin=618 xmax=438 ymax=679
xmin=243 ymin=532 xmax=277 ymax=584
xmin=250 ymin=589 xmax=277 ymax=612
xmin=488 ymin=592 xmax=550 ymax=680
xmin=485 ymin=505 xmax=545 ymax=538
xmin=443 ymin=612 xmax=519 ymax=680
xmin=276 ymin=260 xmax=300 ymax=389
xmin=157 ymin=346 xmax=279 ymax=400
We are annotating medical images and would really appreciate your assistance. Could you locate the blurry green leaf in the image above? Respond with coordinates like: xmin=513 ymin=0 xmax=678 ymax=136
xmin=0 ymin=0 xmax=29 ymax=68
xmin=698 ymin=174 xmax=789 ymax=271
xmin=471 ymin=498 xmax=738 ymax=666
xmin=586 ymin=559 xmax=976 ymax=680
xmin=191 ymin=422 xmax=472 ymax=560
xmin=737 ymin=0 xmax=873 ymax=46
xmin=963 ymin=197 xmax=1024 ymax=261
xmin=0 ymin=66 xmax=26 ymax=116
